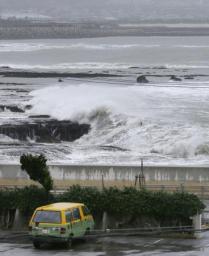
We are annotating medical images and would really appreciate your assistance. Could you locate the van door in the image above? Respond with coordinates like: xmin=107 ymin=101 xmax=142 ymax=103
xmin=71 ymin=208 xmax=83 ymax=237
xmin=65 ymin=210 xmax=73 ymax=236
xmin=81 ymin=205 xmax=93 ymax=231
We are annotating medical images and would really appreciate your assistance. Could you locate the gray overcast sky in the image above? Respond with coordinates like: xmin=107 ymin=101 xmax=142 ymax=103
xmin=0 ymin=0 xmax=208 ymax=22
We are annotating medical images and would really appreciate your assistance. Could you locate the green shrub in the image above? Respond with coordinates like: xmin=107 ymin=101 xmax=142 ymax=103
xmin=0 ymin=185 xmax=205 ymax=226
xmin=17 ymin=186 xmax=53 ymax=216
xmin=56 ymin=185 xmax=104 ymax=216
xmin=20 ymin=154 xmax=53 ymax=192
xmin=0 ymin=189 xmax=19 ymax=210
xmin=57 ymin=186 xmax=205 ymax=225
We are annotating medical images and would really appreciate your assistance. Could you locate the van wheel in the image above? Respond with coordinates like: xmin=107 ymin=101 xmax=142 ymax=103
xmin=33 ymin=241 xmax=41 ymax=249
xmin=65 ymin=238 xmax=72 ymax=249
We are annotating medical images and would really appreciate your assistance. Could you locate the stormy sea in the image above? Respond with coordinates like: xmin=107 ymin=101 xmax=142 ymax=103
xmin=0 ymin=36 xmax=209 ymax=165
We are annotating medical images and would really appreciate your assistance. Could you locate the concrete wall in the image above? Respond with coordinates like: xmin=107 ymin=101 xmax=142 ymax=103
xmin=48 ymin=164 xmax=209 ymax=183
xmin=1 ymin=164 xmax=209 ymax=195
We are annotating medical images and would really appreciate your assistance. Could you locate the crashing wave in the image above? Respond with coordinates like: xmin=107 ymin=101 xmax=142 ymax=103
xmin=26 ymin=82 xmax=209 ymax=163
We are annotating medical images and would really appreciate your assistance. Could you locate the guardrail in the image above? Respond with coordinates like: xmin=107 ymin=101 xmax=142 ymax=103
xmin=0 ymin=226 xmax=206 ymax=241
xmin=85 ymin=225 xmax=206 ymax=238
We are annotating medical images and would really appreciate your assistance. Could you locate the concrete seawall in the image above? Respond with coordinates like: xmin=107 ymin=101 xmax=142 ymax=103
xmin=0 ymin=164 xmax=209 ymax=197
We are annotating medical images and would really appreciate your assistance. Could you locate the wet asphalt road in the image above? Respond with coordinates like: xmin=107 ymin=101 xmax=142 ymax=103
xmin=1 ymin=232 xmax=209 ymax=256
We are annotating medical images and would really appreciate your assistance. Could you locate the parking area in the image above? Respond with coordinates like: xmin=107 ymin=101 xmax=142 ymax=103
xmin=1 ymin=232 xmax=209 ymax=256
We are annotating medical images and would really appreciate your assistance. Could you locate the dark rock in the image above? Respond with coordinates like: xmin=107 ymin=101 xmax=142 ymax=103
xmin=184 ymin=75 xmax=194 ymax=80
xmin=58 ymin=78 xmax=63 ymax=82
xmin=136 ymin=75 xmax=149 ymax=83
xmin=1 ymin=66 xmax=10 ymax=69
xmin=0 ymin=71 xmax=121 ymax=78
xmin=0 ymin=82 xmax=27 ymax=86
xmin=24 ymin=105 xmax=32 ymax=110
xmin=0 ymin=105 xmax=24 ymax=113
xmin=150 ymin=149 xmax=160 ymax=154
xmin=129 ymin=66 xmax=139 ymax=69
xmin=0 ymin=120 xmax=90 ymax=143
xmin=29 ymin=115 xmax=51 ymax=119
xmin=170 ymin=75 xmax=182 ymax=81
xmin=152 ymin=66 xmax=167 ymax=70
xmin=0 ymin=88 xmax=28 ymax=92
xmin=100 ymin=145 xmax=129 ymax=152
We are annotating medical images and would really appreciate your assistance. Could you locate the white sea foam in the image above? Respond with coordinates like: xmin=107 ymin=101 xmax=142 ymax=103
xmin=27 ymin=82 xmax=209 ymax=162
xmin=2 ymin=62 xmax=209 ymax=71
xmin=1 ymin=41 xmax=209 ymax=53
xmin=0 ymin=42 xmax=160 ymax=52
xmin=1 ymin=37 xmax=209 ymax=72
xmin=0 ymin=62 xmax=133 ymax=70
xmin=0 ymin=134 xmax=19 ymax=143
xmin=0 ymin=43 xmax=50 ymax=52
xmin=176 ymin=45 xmax=209 ymax=48
xmin=164 ymin=64 xmax=209 ymax=69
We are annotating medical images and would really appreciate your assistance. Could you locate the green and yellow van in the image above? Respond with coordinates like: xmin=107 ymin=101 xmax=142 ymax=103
xmin=29 ymin=202 xmax=94 ymax=249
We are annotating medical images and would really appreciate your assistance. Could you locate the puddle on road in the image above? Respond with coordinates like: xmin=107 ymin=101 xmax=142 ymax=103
xmin=1 ymin=235 xmax=209 ymax=256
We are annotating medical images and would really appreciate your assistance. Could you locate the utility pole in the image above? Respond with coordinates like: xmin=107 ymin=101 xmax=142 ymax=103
xmin=101 ymin=173 xmax=107 ymax=230
xmin=141 ymin=158 xmax=145 ymax=188
xmin=135 ymin=159 xmax=146 ymax=189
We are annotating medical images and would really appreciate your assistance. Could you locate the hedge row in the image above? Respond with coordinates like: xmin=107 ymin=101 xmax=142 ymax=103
xmin=0 ymin=185 xmax=205 ymax=226
xmin=56 ymin=186 xmax=205 ymax=225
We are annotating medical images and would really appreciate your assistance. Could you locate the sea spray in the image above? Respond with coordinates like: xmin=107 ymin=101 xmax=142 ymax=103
xmin=27 ymin=82 xmax=209 ymax=162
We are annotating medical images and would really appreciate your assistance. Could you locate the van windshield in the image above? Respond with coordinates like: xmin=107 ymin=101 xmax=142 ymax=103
xmin=33 ymin=210 xmax=61 ymax=224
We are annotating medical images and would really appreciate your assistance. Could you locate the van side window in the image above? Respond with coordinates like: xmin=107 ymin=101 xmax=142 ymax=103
xmin=65 ymin=210 xmax=72 ymax=223
xmin=82 ymin=206 xmax=90 ymax=216
xmin=72 ymin=208 xmax=81 ymax=220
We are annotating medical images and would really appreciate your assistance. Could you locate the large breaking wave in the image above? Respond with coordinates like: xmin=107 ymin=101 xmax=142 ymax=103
xmin=27 ymin=82 xmax=209 ymax=164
